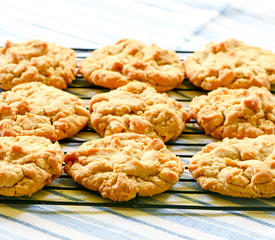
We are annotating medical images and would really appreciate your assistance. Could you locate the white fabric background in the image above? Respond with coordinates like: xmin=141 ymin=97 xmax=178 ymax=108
xmin=1 ymin=0 xmax=275 ymax=51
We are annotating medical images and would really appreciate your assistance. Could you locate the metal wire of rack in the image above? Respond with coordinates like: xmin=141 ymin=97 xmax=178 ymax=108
xmin=0 ymin=48 xmax=274 ymax=211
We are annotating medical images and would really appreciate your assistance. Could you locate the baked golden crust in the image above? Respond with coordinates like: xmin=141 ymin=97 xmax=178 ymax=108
xmin=0 ymin=82 xmax=89 ymax=141
xmin=189 ymin=87 xmax=275 ymax=139
xmin=188 ymin=135 xmax=275 ymax=198
xmin=64 ymin=133 xmax=184 ymax=201
xmin=0 ymin=136 xmax=63 ymax=196
xmin=0 ymin=40 xmax=76 ymax=90
xmin=184 ymin=39 xmax=275 ymax=90
xmin=89 ymin=81 xmax=188 ymax=142
xmin=79 ymin=39 xmax=185 ymax=92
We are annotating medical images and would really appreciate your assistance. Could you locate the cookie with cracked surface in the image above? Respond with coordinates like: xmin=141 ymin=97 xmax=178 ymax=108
xmin=0 ymin=82 xmax=89 ymax=141
xmin=189 ymin=87 xmax=275 ymax=139
xmin=89 ymin=81 xmax=188 ymax=142
xmin=64 ymin=133 xmax=184 ymax=201
xmin=189 ymin=135 xmax=275 ymax=198
xmin=0 ymin=136 xmax=63 ymax=196
xmin=184 ymin=39 xmax=275 ymax=90
xmin=79 ymin=39 xmax=184 ymax=92
xmin=0 ymin=39 xmax=76 ymax=90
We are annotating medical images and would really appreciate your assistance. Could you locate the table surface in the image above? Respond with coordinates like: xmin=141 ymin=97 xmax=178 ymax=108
xmin=0 ymin=1 xmax=275 ymax=240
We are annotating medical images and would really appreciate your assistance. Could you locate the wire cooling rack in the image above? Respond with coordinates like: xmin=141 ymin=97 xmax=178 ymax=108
xmin=0 ymin=48 xmax=274 ymax=211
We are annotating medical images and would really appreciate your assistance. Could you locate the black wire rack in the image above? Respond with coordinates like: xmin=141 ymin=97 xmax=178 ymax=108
xmin=0 ymin=48 xmax=274 ymax=211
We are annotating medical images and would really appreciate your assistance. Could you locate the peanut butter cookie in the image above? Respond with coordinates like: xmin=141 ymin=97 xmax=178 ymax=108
xmin=184 ymin=39 xmax=275 ymax=90
xmin=189 ymin=87 xmax=275 ymax=139
xmin=64 ymin=133 xmax=184 ymax=201
xmin=0 ymin=40 xmax=76 ymax=90
xmin=0 ymin=82 xmax=89 ymax=141
xmin=90 ymin=81 xmax=188 ymax=142
xmin=189 ymin=135 xmax=275 ymax=198
xmin=79 ymin=39 xmax=184 ymax=92
xmin=0 ymin=136 xmax=64 ymax=196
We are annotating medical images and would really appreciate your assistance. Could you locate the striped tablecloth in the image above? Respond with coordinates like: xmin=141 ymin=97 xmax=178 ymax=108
xmin=0 ymin=1 xmax=275 ymax=239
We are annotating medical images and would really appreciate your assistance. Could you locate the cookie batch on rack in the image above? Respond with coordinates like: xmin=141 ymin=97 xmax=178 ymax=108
xmin=0 ymin=38 xmax=274 ymax=200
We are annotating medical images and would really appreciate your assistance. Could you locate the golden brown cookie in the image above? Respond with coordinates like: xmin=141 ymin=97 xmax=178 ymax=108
xmin=0 ymin=40 xmax=76 ymax=90
xmin=0 ymin=82 xmax=89 ymax=141
xmin=89 ymin=81 xmax=188 ymax=142
xmin=184 ymin=39 xmax=275 ymax=90
xmin=79 ymin=39 xmax=184 ymax=92
xmin=0 ymin=136 xmax=64 ymax=196
xmin=188 ymin=135 xmax=275 ymax=198
xmin=188 ymin=87 xmax=275 ymax=139
xmin=64 ymin=133 xmax=184 ymax=201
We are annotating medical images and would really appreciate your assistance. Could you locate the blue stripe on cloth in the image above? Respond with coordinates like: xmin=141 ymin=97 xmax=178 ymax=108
xmin=11 ymin=203 xmax=148 ymax=240
xmin=225 ymin=6 xmax=275 ymax=28
xmin=47 ymin=187 xmax=275 ymax=240
xmin=36 ymin=205 xmax=151 ymax=240
xmin=46 ymin=189 xmax=195 ymax=240
xmin=0 ymin=26 xmax=29 ymax=40
xmin=0 ymin=234 xmax=12 ymax=240
xmin=0 ymin=227 xmax=29 ymax=240
xmin=95 ymin=207 xmax=194 ymax=240
xmin=207 ymin=194 xmax=275 ymax=217
xmin=178 ymin=182 xmax=275 ymax=228
xmin=0 ymin=212 xmax=69 ymax=240
xmin=136 ymin=1 xmax=185 ymax=15
xmin=143 ymin=198 xmax=272 ymax=240
xmin=3 ymin=15 xmax=95 ymax=44
xmin=174 ymin=0 xmax=226 ymax=10
xmin=190 ymin=3 xmax=232 ymax=38
xmin=48 ymin=187 xmax=275 ymax=240
xmin=174 ymin=193 xmax=275 ymax=231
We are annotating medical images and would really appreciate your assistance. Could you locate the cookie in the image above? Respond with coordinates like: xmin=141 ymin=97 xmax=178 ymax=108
xmin=89 ymin=81 xmax=188 ymax=142
xmin=64 ymin=133 xmax=184 ymax=201
xmin=188 ymin=135 xmax=275 ymax=198
xmin=184 ymin=39 xmax=275 ymax=90
xmin=79 ymin=39 xmax=184 ymax=92
xmin=0 ymin=136 xmax=63 ymax=196
xmin=0 ymin=82 xmax=89 ymax=141
xmin=189 ymin=87 xmax=275 ymax=139
xmin=0 ymin=40 xmax=76 ymax=90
